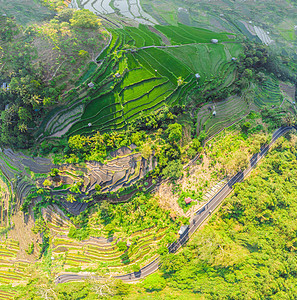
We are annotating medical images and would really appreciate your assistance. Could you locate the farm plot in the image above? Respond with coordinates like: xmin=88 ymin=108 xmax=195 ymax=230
xmin=254 ymin=26 xmax=273 ymax=45
xmin=197 ymin=96 xmax=250 ymax=138
xmin=69 ymin=51 xmax=182 ymax=135
xmin=45 ymin=205 xmax=167 ymax=273
xmin=164 ymin=42 xmax=241 ymax=85
xmin=48 ymin=24 xmax=242 ymax=138
xmin=45 ymin=103 xmax=84 ymax=138
xmin=73 ymin=0 xmax=157 ymax=25
xmin=254 ymin=77 xmax=282 ymax=109
xmin=0 ymin=239 xmax=30 ymax=286
xmin=155 ymin=23 xmax=235 ymax=45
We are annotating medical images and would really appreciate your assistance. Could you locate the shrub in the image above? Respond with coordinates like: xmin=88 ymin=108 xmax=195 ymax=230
xmin=49 ymin=168 xmax=59 ymax=177
xmin=143 ymin=273 xmax=166 ymax=292
xmin=132 ymin=264 xmax=140 ymax=272
xmin=95 ymin=184 xmax=101 ymax=192
xmin=117 ymin=241 xmax=127 ymax=252
xmin=162 ymin=160 xmax=183 ymax=180
xmin=25 ymin=242 xmax=34 ymax=255
xmin=43 ymin=179 xmax=52 ymax=187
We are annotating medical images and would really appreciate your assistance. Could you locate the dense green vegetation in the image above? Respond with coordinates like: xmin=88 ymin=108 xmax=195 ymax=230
xmin=154 ymin=135 xmax=297 ymax=299
xmin=0 ymin=9 xmax=106 ymax=148
xmin=1 ymin=1 xmax=297 ymax=299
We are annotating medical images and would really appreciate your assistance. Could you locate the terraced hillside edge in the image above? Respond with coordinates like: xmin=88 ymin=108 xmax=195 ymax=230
xmin=40 ymin=24 xmax=242 ymax=138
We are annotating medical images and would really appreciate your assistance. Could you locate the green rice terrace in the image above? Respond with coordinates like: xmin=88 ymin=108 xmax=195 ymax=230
xmin=42 ymin=204 xmax=170 ymax=275
xmin=0 ymin=239 xmax=29 ymax=299
xmin=37 ymin=23 xmax=242 ymax=140
xmin=1 ymin=6 xmax=297 ymax=297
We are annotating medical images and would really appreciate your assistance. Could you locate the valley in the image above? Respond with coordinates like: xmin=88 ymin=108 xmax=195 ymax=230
xmin=0 ymin=0 xmax=296 ymax=299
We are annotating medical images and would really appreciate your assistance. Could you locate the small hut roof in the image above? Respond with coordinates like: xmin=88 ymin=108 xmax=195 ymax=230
xmin=185 ymin=197 xmax=193 ymax=204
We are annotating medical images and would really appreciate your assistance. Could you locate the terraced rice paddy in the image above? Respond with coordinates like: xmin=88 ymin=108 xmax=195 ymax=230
xmin=197 ymin=96 xmax=250 ymax=138
xmin=254 ymin=77 xmax=282 ymax=109
xmin=71 ymin=0 xmax=158 ymax=25
xmin=0 ymin=239 xmax=30 ymax=288
xmin=59 ymin=24 xmax=242 ymax=137
xmin=196 ymin=77 xmax=283 ymax=139
xmin=43 ymin=206 xmax=166 ymax=274
xmin=155 ymin=23 xmax=234 ymax=44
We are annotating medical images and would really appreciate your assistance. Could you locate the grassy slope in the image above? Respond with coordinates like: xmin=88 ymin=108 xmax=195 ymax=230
xmin=0 ymin=0 xmax=54 ymax=25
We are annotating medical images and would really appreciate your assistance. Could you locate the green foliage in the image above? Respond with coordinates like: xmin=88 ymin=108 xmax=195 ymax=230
xmin=25 ymin=242 xmax=34 ymax=255
xmin=187 ymin=138 xmax=201 ymax=158
xmin=117 ymin=241 xmax=127 ymax=252
xmin=166 ymin=123 xmax=182 ymax=144
xmin=54 ymin=281 xmax=93 ymax=300
xmin=95 ymin=184 xmax=102 ymax=192
xmin=132 ymin=264 xmax=140 ymax=272
xmin=143 ymin=273 xmax=166 ymax=292
xmin=70 ymin=9 xmax=101 ymax=29
xmin=68 ymin=225 xmax=90 ymax=241
xmin=158 ymin=137 xmax=297 ymax=298
xmin=32 ymin=218 xmax=48 ymax=235
xmin=69 ymin=181 xmax=82 ymax=194
xmin=161 ymin=160 xmax=183 ymax=180
xmin=49 ymin=168 xmax=59 ymax=177
xmin=241 ymin=121 xmax=251 ymax=133
xmin=43 ymin=179 xmax=52 ymax=187
xmin=18 ymin=107 xmax=32 ymax=122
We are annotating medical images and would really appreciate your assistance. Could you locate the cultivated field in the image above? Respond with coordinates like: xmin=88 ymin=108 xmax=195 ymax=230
xmin=43 ymin=23 xmax=242 ymax=137
xmin=71 ymin=0 xmax=158 ymax=25
xmin=43 ymin=204 xmax=170 ymax=276
xmin=140 ymin=0 xmax=297 ymax=50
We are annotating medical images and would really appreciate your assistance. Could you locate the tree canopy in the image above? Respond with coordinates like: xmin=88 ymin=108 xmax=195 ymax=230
xmin=70 ymin=9 xmax=101 ymax=29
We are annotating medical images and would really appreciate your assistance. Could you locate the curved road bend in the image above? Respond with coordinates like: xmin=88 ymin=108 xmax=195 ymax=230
xmin=55 ymin=126 xmax=293 ymax=284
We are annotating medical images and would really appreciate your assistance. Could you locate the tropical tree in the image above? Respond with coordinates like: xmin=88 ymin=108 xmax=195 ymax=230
xmin=70 ymin=9 xmax=101 ymax=29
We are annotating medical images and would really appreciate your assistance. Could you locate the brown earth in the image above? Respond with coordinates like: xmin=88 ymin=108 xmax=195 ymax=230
xmin=148 ymin=25 xmax=171 ymax=45
xmin=8 ymin=208 xmax=40 ymax=262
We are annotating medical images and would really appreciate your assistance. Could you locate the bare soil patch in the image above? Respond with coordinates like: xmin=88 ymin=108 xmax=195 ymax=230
xmin=8 ymin=208 xmax=40 ymax=262
xmin=148 ymin=25 xmax=171 ymax=45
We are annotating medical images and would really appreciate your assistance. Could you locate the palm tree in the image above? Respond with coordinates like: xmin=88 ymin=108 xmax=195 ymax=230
xmin=18 ymin=123 xmax=27 ymax=132
xmin=92 ymin=131 xmax=104 ymax=147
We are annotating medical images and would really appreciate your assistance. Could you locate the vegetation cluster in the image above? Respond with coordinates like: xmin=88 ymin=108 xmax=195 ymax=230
xmin=0 ymin=9 xmax=106 ymax=148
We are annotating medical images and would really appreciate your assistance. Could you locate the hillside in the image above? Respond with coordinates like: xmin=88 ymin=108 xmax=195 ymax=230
xmin=152 ymin=134 xmax=297 ymax=299
xmin=0 ymin=1 xmax=296 ymax=299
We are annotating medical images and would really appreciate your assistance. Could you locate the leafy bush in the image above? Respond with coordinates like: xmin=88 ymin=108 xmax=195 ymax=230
xmin=117 ymin=241 xmax=127 ymax=252
xmin=143 ymin=273 xmax=166 ymax=292
xmin=25 ymin=242 xmax=34 ymax=255
xmin=161 ymin=160 xmax=183 ymax=180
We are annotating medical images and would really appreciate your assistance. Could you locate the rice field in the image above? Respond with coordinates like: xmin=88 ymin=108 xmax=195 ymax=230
xmin=71 ymin=0 xmax=158 ymax=25
xmin=196 ymin=95 xmax=250 ymax=138
xmin=43 ymin=206 xmax=167 ymax=274
xmin=59 ymin=24 xmax=241 ymax=137
xmin=254 ymin=77 xmax=282 ymax=109
xmin=0 ymin=239 xmax=30 ymax=287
